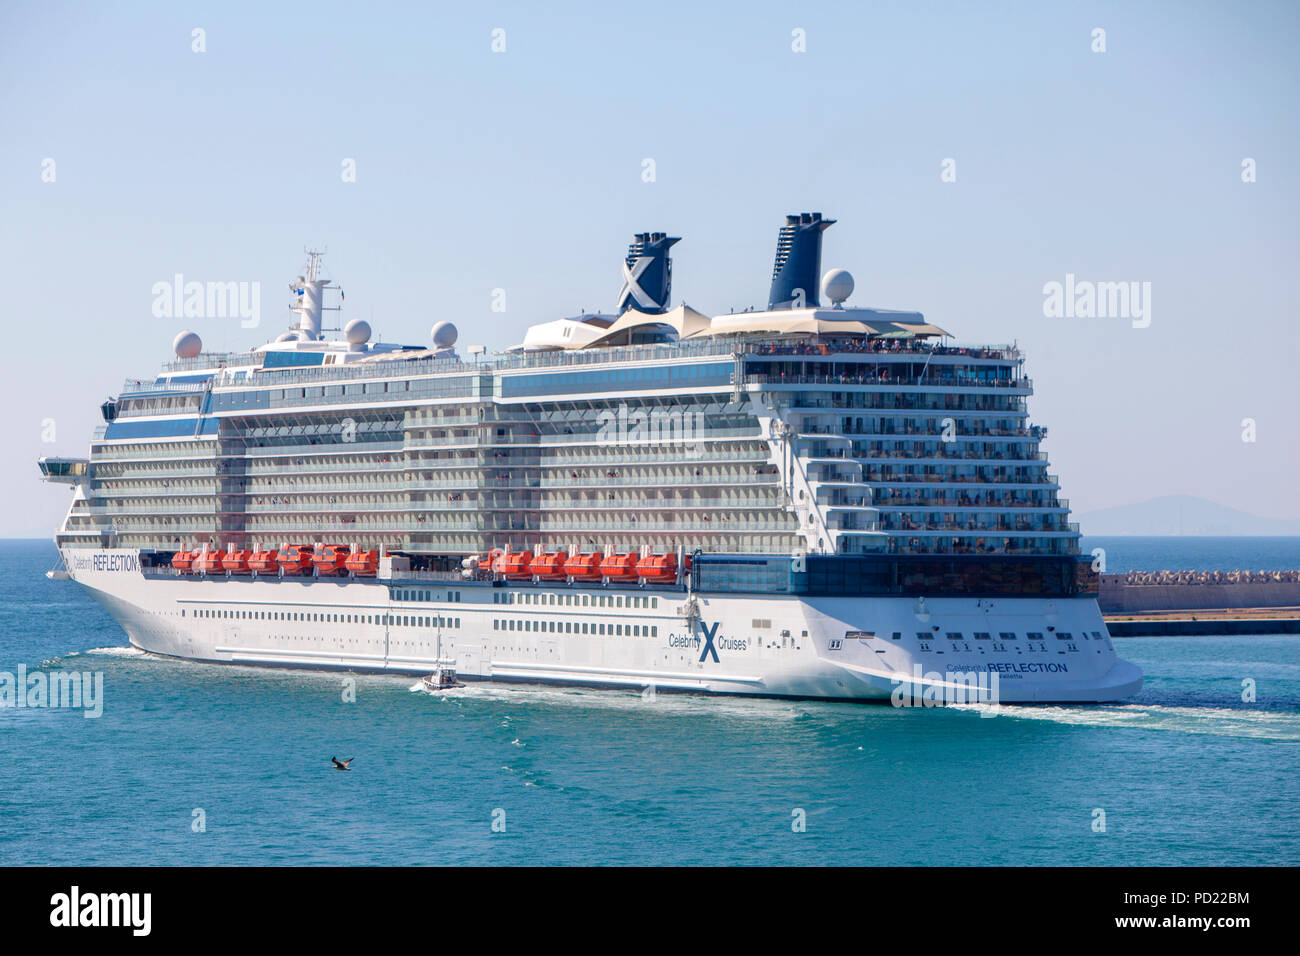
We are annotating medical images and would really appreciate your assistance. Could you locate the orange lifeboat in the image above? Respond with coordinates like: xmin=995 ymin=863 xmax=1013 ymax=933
xmin=195 ymin=550 xmax=226 ymax=574
xmin=172 ymin=550 xmax=195 ymax=573
xmin=530 ymin=551 xmax=568 ymax=581
xmin=501 ymin=551 xmax=534 ymax=580
xmin=276 ymin=545 xmax=314 ymax=575
xmin=600 ymin=553 xmax=639 ymax=581
xmin=248 ymin=551 xmax=278 ymax=574
xmin=636 ymin=553 xmax=678 ymax=584
xmin=222 ymin=550 xmax=252 ymax=573
xmin=313 ymin=544 xmax=350 ymax=576
xmin=344 ymin=550 xmax=379 ymax=576
xmin=564 ymin=552 xmax=603 ymax=582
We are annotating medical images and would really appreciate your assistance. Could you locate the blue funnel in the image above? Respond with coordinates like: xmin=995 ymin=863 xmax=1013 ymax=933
xmin=617 ymin=232 xmax=680 ymax=315
xmin=768 ymin=212 xmax=835 ymax=310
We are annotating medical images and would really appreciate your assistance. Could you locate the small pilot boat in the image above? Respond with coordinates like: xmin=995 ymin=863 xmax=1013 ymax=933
xmin=421 ymin=666 xmax=465 ymax=692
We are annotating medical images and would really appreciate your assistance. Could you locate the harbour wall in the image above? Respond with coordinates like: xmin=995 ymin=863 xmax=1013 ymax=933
xmin=1099 ymin=574 xmax=1300 ymax=613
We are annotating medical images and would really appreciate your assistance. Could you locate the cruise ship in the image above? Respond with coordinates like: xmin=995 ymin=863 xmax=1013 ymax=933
xmin=38 ymin=213 xmax=1142 ymax=703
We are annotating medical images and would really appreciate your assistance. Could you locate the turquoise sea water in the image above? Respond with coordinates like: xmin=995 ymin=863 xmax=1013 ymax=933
xmin=2 ymin=539 xmax=1297 ymax=866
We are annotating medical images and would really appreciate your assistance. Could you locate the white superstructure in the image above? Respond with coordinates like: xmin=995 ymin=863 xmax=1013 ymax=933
xmin=39 ymin=221 xmax=1142 ymax=703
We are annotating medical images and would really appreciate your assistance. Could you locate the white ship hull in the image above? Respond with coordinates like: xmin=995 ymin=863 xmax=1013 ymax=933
xmin=67 ymin=549 xmax=1142 ymax=704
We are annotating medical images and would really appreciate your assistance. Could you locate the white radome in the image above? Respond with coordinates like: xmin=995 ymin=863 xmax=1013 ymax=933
xmin=275 ymin=331 xmax=300 ymax=343
xmin=822 ymin=268 xmax=854 ymax=307
xmin=173 ymin=330 xmax=202 ymax=358
xmin=432 ymin=321 xmax=458 ymax=348
xmin=344 ymin=318 xmax=372 ymax=345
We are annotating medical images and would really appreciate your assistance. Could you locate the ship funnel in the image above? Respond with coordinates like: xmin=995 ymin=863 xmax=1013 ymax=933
xmin=616 ymin=232 xmax=680 ymax=315
xmin=768 ymin=212 xmax=835 ymax=310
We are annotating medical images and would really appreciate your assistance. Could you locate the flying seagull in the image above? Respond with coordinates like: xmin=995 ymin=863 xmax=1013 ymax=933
xmin=331 ymin=756 xmax=354 ymax=771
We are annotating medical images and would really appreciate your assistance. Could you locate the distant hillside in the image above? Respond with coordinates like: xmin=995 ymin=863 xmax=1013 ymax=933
xmin=1077 ymin=495 xmax=1300 ymax=536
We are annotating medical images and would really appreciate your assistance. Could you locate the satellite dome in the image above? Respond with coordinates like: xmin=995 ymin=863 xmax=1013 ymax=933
xmin=821 ymin=269 xmax=854 ymax=307
xmin=431 ymin=321 xmax=458 ymax=349
xmin=173 ymin=330 xmax=202 ymax=359
xmin=275 ymin=331 xmax=299 ymax=343
xmin=344 ymin=318 xmax=372 ymax=345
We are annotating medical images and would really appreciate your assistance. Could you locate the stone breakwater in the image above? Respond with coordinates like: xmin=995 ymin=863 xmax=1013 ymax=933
xmin=1100 ymin=569 xmax=1300 ymax=613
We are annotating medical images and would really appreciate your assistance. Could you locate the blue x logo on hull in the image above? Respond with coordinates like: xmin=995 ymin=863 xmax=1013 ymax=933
xmin=698 ymin=620 xmax=720 ymax=663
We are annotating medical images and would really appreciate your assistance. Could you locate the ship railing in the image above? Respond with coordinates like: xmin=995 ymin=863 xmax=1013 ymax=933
xmin=120 ymin=380 xmax=213 ymax=394
xmin=90 ymin=445 xmax=218 ymax=461
xmin=147 ymin=337 xmax=1024 ymax=393
xmin=159 ymin=352 xmax=251 ymax=373
xmin=231 ymin=440 xmax=406 ymax=459
xmin=537 ymin=519 xmax=794 ymax=532
xmin=746 ymin=374 xmax=1032 ymax=390
xmin=797 ymin=425 xmax=1041 ymax=439
xmin=89 ymin=468 xmax=219 ymax=482
xmin=84 ymin=484 xmax=222 ymax=497
xmin=539 ymin=474 xmax=779 ymax=488
xmin=386 ymin=569 xmax=489 ymax=583
xmin=881 ymin=523 xmax=1079 ymax=535
xmin=538 ymin=449 xmax=768 ymax=466
xmin=535 ymin=496 xmax=783 ymax=511
xmin=843 ymin=450 xmax=1049 ymax=463
xmin=873 ymin=498 xmax=1066 ymax=511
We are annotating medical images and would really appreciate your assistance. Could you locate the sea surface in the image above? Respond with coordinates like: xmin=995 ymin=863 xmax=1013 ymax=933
xmin=2 ymin=538 xmax=1297 ymax=866
xmin=1080 ymin=536 xmax=1300 ymax=574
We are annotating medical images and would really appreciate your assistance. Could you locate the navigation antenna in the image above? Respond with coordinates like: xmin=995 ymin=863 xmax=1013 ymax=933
xmin=288 ymin=248 xmax=341 ymax=340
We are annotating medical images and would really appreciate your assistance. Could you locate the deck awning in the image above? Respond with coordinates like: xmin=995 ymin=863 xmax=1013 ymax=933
xmin=584 ymin=304 xmax=713 ymax=348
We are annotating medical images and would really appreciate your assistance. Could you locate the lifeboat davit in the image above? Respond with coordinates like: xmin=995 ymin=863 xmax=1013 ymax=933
xmin=564 ymin=552 xmax=603 ymax=581
xmin=276 ymin=545 xmax=314 ymax=575
xmin=313 ymin=545 xmax=350 ymax=576
xmin=501 ymin=551 xmax=534 ymax=580
xmin=221 ymin=550 xmax=252 ymax=573
xmin=636 ymin=553 xmax=678 ymax=584
xmin=195 ymin=550 xmax=226 ymax=574
xmin=344 ymin=550 xmax=379 ymax=576
xmin=248 ymin=551 xmax=278 ymax=574
xmin=600 ymin=553 xmax=638 ymax=581
xmin=530 ymin=551 xmax=568 ymax=581
xmin=171 ymin=550 xmax=195 ymax=573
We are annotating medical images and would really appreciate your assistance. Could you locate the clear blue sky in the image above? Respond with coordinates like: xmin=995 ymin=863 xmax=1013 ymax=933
xmin=4 ymin=0 xmax=1298 ymax=537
